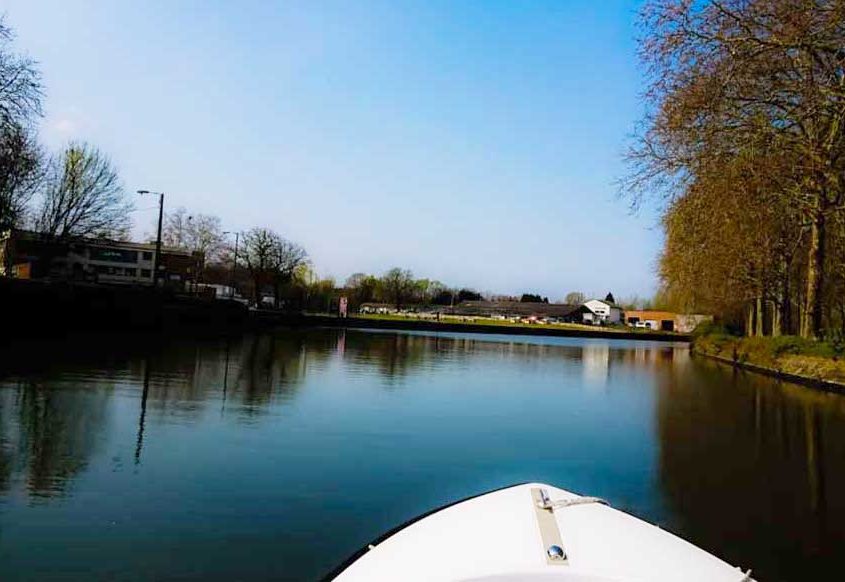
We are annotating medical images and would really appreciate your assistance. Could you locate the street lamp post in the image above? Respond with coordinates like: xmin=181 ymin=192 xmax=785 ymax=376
xmin=137 ymin=190 xmax=164 ymax=287
xmin=223 ymin=231 xmax=239 ymax=298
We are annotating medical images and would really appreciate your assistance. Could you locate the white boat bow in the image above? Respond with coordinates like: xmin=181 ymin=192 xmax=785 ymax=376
xmin=328 ymin=482 xmax=755 ymax=582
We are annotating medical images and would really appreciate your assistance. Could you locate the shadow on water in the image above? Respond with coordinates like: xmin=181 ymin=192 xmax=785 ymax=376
xmin=656 ymin=357 xmax=845 ymax=581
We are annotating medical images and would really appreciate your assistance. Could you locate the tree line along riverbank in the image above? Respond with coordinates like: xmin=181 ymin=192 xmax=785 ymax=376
xmin=624 ymin=3 xmax=845 ymax=342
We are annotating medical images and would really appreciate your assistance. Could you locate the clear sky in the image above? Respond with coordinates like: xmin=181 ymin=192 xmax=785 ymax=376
xmin=5 ymin=0 xmax=660 ymax=300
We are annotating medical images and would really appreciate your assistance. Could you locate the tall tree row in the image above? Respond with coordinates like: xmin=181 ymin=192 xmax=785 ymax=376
xmin=627 ymin=0 xmax=845 ymax=338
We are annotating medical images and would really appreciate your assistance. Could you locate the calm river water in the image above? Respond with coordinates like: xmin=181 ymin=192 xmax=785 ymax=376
xmin=1 ymin=328 xmax=844 ymax=581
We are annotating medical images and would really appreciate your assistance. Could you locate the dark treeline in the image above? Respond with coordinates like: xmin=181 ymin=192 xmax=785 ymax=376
xmin=626 ymin=0 xmax=845 ymax=340
xmin=343 ymin=268 xmax=483 ymax=310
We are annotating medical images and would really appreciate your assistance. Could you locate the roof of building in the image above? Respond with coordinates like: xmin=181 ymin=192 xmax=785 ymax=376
xmin=454 ymin=301 xmax=580 ymax=317
xmin=624 ymin=310 xmax=677 ymax=321
xmin=6 ymin=228 xmax=196 ymax=256
xmin=584 ymin=298 xmax=621 ymax=307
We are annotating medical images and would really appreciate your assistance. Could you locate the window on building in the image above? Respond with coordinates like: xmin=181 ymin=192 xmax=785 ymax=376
xmin=124 ymin=268 xmax=137 ymax=277
xmin=141 ymin=269 xmax=151 ymax=278
xmin=141 ymin=251 xmax=153 ymax=261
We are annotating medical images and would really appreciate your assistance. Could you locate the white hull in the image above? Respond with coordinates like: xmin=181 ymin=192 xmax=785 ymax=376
xmin=330 ymin=483 xmax=754 ymax=582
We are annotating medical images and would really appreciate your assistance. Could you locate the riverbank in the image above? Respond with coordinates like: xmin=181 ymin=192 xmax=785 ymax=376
xmin=0 ymin=278 xmax=688 ymax=343
xmin=0 ymin=278 xmax=249 ymax=340
xmin=294 ymin=313 xmax=688 ymax=342
xmin=692 ymin=331 xmax=845 ymax=392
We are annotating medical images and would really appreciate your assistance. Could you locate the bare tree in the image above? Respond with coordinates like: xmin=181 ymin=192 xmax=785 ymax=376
xmin=161 ymin=207 xmax=224 ymax=260
xmin=240 ymin=227 xmax=279 ymax=303
xmin=0 ymin=123 xmax=42 ymax=231
xmin=345 ymin=272 xmax=379 ymax=307
xmin=36 ymin=143 xmax=132 ymax=238
xmin=345 ymin=272 xmax=368 ymax=290
xmin=240 ymin=227 xmax=308 ymax=307
xmin=0 ymin=17 xmax=42 ymax=134
xmin=188 ymin=213 xmax=224 ymax=260
xmin=270 ymin=238 xmax=308 ymax=308
xmin=381 ymin=267 xmax=415 ymax=309
xmin=161 ymin=207 xmax=191 ymax=248
xmin=564 ymin=291 xmax=586 ymax=305
xmin=0 ymin=17 xmax=43 ymax=232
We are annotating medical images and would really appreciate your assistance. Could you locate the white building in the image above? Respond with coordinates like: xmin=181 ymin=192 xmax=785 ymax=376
xmin=581 ymin=299 xmax=622 ymax=325
xmin=64 ymin=239 xmax=157 ymax=285
xmin=1 ymin=229 xmax=200 ymax=287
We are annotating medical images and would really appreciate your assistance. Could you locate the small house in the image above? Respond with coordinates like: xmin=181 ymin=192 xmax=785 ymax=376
xmin=577 ymin=299 xmax=623 ymax=325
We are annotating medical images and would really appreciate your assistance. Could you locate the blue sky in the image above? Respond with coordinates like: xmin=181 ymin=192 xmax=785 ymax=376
xmin=5 ymin=0 xmax=660 ymax=299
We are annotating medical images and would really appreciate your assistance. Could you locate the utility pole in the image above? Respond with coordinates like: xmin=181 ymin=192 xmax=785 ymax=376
xmin=223 ymin=231 xmax=239 ymax=298
xmin=138 ymin=190 xmax=164 ymax=287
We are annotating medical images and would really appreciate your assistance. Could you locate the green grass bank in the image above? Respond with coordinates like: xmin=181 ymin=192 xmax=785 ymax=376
xmin=692 ymin=325 xmax=845 ymax=391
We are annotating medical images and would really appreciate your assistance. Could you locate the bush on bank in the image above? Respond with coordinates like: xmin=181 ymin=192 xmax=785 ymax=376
xmin=692 ymin=324 xmax=845 ymax=385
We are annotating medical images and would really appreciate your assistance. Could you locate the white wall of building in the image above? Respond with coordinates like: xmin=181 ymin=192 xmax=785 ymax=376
xmin=583 ymin=300 xmax=622 ymax=324
xmin=66 ymin=243 xmax=156 ymax=285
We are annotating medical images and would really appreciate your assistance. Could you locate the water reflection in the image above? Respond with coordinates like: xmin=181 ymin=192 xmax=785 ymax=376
xmin=582 ymin=344 xmax=609 ymax=386
xmin=656 ymin=359 xmax=845 ymax=580
xmin=134 ymin=359 xmax=150 ymax=465
xmin=0 ymin=380 xmax=110 ymax=499
xmin=0 ymin=331 xmax=690 ymax=500
xmin=0 ymin=329 xmax=842 ymax=582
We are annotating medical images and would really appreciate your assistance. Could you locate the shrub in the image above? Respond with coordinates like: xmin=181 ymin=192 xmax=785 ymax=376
xmin=691 ymin=320 xmax=733 ymax=339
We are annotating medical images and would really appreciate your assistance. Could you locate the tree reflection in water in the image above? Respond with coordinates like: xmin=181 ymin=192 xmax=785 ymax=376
xmin=0 ymin=327 xmax=843 ymax=582
xmin=0 ymin=331 xmax=691 ymax=499
xmin=0 ymin=380 xmax=110 ymax=499
xmin=655 ymin=358 xmax=845 ymax=580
